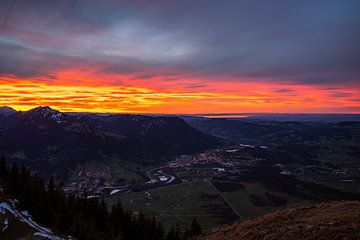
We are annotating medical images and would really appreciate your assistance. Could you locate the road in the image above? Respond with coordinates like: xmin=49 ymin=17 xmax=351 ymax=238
xmin=204 ymin=179 xmax=245 ymax=222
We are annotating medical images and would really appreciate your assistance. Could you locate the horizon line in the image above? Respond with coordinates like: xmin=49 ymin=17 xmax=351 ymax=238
xmin=1 ymin=105 xmax=360 ymax=116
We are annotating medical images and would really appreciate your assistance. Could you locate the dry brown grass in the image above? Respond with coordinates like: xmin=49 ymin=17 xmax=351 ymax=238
xmin=196 ymin=201 xmax=360 ymax=240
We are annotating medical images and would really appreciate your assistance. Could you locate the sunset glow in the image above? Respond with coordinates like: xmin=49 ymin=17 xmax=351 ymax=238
xmin=1 ymin=74 xmax=359 ymax=114
xmin=1 ymin=0 xmax=359 ymax=113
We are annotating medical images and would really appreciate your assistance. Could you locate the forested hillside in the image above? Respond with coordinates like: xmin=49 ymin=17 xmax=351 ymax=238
xmin=0 ymin=157 xmax=202 ymax=240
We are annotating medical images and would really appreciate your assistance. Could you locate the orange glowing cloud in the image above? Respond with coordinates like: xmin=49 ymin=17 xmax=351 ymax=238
xmin=1 ymin=71 xmax=359 ymax=114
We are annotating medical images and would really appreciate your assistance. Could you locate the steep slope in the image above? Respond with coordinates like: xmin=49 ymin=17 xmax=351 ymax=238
xmin=0 ymin=187 xmax=68 ymax=240
xmin=196 ymin=201 xmax=360 ymax=240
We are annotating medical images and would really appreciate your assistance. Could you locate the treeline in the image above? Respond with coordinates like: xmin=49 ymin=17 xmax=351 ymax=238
xmin=0 ymin=157 xmax=202 ymax=240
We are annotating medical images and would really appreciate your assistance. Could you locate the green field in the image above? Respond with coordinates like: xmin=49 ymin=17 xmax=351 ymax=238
xmin=108 ymin=181 xmax=237 ymax=230
xmin=108 ymin=179 xmax=308 ymax=231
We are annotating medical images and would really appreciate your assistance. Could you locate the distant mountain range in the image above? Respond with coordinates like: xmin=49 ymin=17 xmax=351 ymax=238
xmin=183 ymin=116 xmax=360 ymax=173
xmin=0 ymin=106 xmax=221 ymax=179
xmin=183 ymin=116 xmax=360 ymax=147
xmin=193 ymin=113 xmax=360 ymax=122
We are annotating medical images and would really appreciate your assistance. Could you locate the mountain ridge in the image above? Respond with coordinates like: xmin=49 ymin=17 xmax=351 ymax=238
xmin=0 ymin=106 xmax=222 ymax=179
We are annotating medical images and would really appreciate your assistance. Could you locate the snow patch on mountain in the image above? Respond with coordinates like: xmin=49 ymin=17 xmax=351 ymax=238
xmin=0 ymin=199 xmax=70 ymax=239
xmin=34 ymin=232 xmax=65 ymax=240
xmin=28 ymin=106 xmax=66 ymax=122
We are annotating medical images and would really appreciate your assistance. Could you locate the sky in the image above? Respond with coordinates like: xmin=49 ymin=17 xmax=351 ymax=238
xmin=0 ymin=0 xmax=359 ymax=113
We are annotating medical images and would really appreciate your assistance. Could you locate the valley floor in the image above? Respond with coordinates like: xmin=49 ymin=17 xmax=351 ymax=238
xmin=63 ymin=144 xmax=360 ymax=231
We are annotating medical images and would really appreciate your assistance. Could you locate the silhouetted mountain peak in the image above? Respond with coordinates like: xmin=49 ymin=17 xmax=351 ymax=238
xmin=0 ymin=106 xmax=16 ymax=116
xmin=29 ymin=106 xmax=58 ymax=113
xmin=25 ymin=106 xmax=66 ymax=121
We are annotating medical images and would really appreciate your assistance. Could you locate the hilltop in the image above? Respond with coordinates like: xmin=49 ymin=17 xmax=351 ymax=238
xmin=195 ymin=201 xmax=360 ymax=240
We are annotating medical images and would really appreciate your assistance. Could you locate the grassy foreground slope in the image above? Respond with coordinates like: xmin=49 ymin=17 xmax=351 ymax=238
xmin=195 ymin=201 xmax=360 ymax=240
